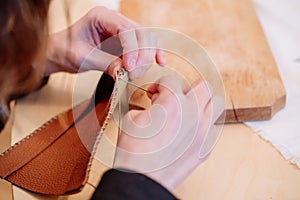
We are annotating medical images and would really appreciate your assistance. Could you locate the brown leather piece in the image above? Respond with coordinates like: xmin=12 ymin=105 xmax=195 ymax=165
xmin=0 ymin=73 xmax=116 ymax=195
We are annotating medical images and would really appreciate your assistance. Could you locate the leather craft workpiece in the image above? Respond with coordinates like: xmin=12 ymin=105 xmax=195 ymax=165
xmin=0 ymin=70 xmax=128 ymax=195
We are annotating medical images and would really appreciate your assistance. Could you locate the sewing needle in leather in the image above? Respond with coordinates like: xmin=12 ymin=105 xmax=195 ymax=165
xmin=119 ymin=78 xmax=154 ymax=95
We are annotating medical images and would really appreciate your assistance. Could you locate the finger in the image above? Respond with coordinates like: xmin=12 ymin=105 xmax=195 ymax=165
xmin=146 ymin=82 xmax=159 ymax=99
xmin=197 ymin=97 xmax=225 ymax=159
xmin=120 ymin=106 xmax=169 ymax=150
xmin=81 ymin=46 xmax=122 ymax=78
xmin=150 ymin=76 xmax=184 ymax=105
xmin=199 ymin=92 xmax=225 ymax=124
xmin=183 ymin=79 xmax=201 ymax=94
xmin=186 ymin=81 xmax=213 ymax=111
xmin=128 ymin=63 xmax=151 ymax=80
xmin=92 ymin=7 xmax=139 ymax=36
xmin=155 ymin=49 xmax=167 ymax=66
xmin=105 ymin=58 xmax=122 ymax=80
xmin=155 ymin=76 xmax=183 ymax=94
xmin=128 ymin=29 xmax=157 ymax=79
xmin=198 ymin=125 xmax=218 ymax=159
xmin=210 ymin=96 xmax=225 ymax=123
xmin=146 ymin=76 xmax=183 ymax=98
xmin=118 ymin=29 xmax=139 ymax=71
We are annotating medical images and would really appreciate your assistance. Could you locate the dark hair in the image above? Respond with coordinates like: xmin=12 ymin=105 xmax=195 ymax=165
xmin=0 ymin=0 xmax=50 ymax=76
xmin=0 ymin=0 xmax=51 ymax=131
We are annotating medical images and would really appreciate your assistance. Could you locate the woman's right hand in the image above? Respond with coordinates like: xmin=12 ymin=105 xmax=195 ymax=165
xmin=114 ymin=76 xmax=224 ymax=191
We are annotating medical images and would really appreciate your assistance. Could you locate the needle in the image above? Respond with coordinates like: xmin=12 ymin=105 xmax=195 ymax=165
xmin=119 ymin=78 xmax=154 ymax=95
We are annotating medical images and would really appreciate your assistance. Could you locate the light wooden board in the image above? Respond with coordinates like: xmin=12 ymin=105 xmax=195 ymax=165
xmin=120 ymin=0 xmax=286 ymax=122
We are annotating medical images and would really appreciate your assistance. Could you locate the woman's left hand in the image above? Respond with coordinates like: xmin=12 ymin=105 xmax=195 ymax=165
xmin=45 ymin=6 xmax=166 ymax=79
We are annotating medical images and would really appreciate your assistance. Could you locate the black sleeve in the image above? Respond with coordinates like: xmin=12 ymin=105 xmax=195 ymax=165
xmin=91 ymin=169 xmax=178 ymax=200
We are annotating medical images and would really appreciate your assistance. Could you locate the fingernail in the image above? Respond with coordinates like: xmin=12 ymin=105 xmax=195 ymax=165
xmin=106 ymin=59 xmax=122 ymax=80
xmin=126 ymin=58 xmax=136 ymax=71
xmin=160 ymin=53 xmax=167 ymax=66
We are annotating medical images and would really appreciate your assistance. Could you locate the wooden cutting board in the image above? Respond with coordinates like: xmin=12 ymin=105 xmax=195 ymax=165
xmin=120 ymin=0 xmax=286 ymax=122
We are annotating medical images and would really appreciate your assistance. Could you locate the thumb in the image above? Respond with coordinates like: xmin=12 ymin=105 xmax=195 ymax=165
xmin=81 ymin=46 xmax=122 ymax=79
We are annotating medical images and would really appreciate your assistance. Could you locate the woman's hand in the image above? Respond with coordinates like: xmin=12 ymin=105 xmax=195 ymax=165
xmin=114 ymin=76 xmax=224 ymax=191
xmin=45 ymin=6 xmax=166 ymax=79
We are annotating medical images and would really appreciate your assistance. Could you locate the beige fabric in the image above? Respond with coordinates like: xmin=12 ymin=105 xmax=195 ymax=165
xmin=246 ymin=0 xmax=300 ymax=168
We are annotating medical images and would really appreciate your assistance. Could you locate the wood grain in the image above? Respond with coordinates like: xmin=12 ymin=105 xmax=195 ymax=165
xmin=120 ymin=0 xmax=286 ymax=122
xmin=175 ymin=123 xmax=300 ymax=200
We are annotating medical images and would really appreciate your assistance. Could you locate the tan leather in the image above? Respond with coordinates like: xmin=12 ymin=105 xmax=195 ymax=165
xmin=0 ymin=73 xmax=121 ymax=195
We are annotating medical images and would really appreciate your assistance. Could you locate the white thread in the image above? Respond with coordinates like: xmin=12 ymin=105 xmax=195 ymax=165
xmin=84 ymin=69 xmax=129 ymax=184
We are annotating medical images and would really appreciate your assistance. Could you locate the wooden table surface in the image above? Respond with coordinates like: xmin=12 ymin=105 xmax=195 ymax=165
xmin=119 ymin=1 xmax=300 ymax=198
xmin=2 ymin=117 xmax=300 ymax=199
xmin=0 ymin=0 xmax=299 ymax=199
xmin=120 ymin=0 xmax=286 ymax=123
